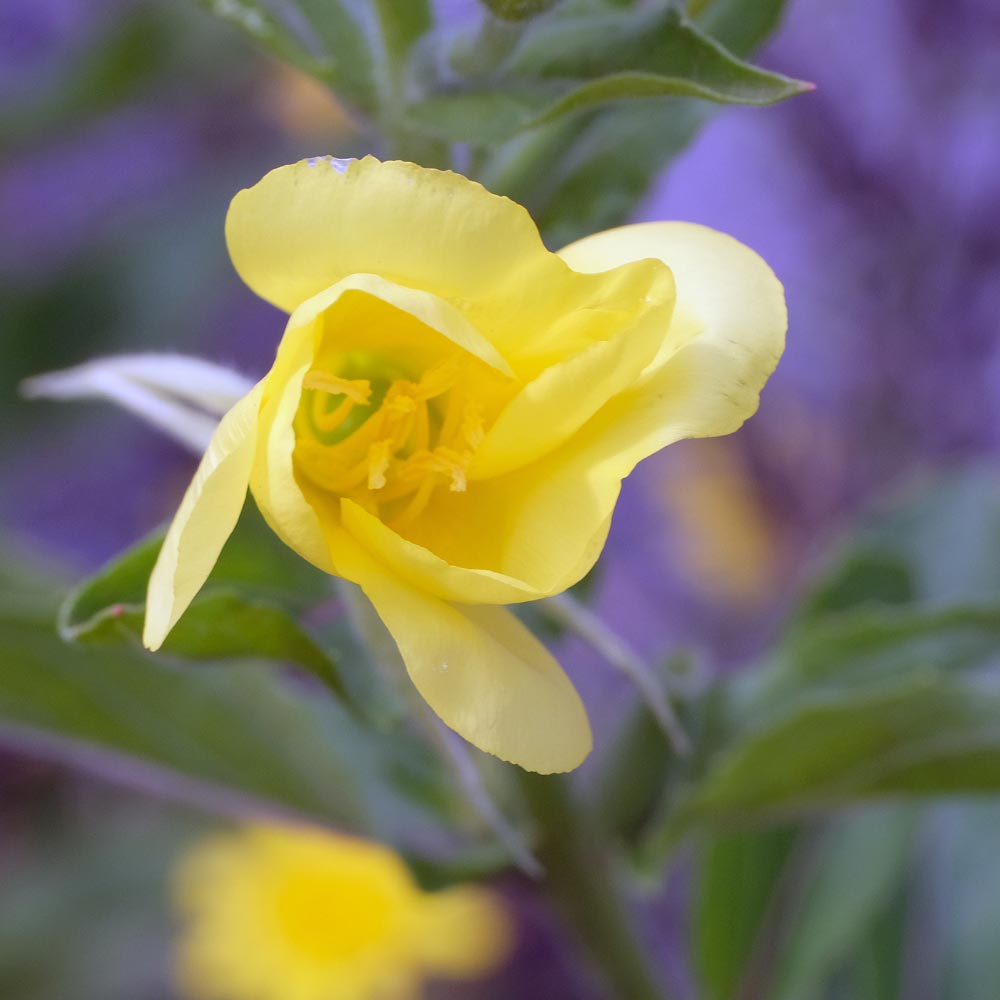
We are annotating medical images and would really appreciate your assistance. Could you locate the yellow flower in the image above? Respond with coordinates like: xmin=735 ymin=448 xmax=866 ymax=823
xmin=173 ymin=825 xmax=511 ymax=1000
xmin=142 ymin=156 xmax=786 ymax=773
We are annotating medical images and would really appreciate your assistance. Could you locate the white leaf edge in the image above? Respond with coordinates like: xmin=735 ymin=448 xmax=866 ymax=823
xmin=21 ymin=354 xmax=255 ymax=455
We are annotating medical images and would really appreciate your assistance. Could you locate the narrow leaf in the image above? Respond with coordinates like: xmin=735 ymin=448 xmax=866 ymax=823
xmin=768 ymin=808 xmax=915 ymax=1000
xmin=695 ymin=0 xmax=791 ymax=57
xmin=694 ymin=826 xmax=799 ymax=1000
xmin=408 ymin=8 xmax=809 ymax=143
xmin=58 ymin=522 xmax=347 ymax=698
xmin=0 ymin=615 xmax=372 ymax=832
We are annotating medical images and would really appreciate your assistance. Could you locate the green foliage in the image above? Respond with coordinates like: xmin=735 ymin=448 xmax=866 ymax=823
xmin=0 ymin=807 xmax=198 ymax=1000
xmin=675 ymin=466 xmax=1000 ymax=999
xmin=191 ymin=0 xmax=332 ymax=78
xmin=58 ymin=521 xmax=347 ymax=699
xmin=694 ymin=0 xmax=791 ymax=57
xmin=767 ymin=808 xmax=914 ymax=1000
xmin=670 ymin=667 xmax=1000 ymax=835
xmin=635 ymin=468 xmax=1000 ymax=861
xmin=694 ymin=808 xmax=914 ymax=1000
xmin=291 ymin=0 xmax=380 ymax=112
xmin=0 ymin=519 xmax=528 ymax=887
xmin=694 ymin=826 xmax=799 ymax=1000
xmin=407 ymin=7 xmax=808 ymax=144
xmin=481 ymin=0 xmax=562 ymax=20
xmin=185 ymin=0 xmax=805 ymax=239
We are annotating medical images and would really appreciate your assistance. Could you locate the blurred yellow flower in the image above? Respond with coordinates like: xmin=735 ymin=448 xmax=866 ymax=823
xmin=143 ymin=155 xmax=786 ymax=773
xmin=173 ymin=825 xmax=511 ymax=1000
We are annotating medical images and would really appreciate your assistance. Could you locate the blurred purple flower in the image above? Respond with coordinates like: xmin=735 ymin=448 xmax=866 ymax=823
xmin=0 ymin=108 xmax=200 ymax=278
xmin=0 ymin=0 xmax=128 ymax=95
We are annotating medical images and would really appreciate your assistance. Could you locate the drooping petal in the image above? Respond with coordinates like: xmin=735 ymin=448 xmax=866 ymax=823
xmin=401 ymin=222 xmax=786 ymax=596
xmin=225 ymin=157 xmax=670 ymax=367
xmin=331 ymin=529 xmax=592 ymax=774
xmin=144 ymin=384 xmax=263 ymax=650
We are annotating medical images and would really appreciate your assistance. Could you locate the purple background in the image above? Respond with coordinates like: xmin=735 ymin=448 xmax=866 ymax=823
xmin=2 ymin=0 xmax=999 ymax=996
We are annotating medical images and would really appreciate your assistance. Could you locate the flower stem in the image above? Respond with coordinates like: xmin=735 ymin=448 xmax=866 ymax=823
xmin=517 ymin=771 xmax=671 ymax=1000
xmin=543 ymin=593 xmax=691 ymax=756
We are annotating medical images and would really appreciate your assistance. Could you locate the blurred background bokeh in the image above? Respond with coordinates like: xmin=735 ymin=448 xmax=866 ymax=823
xmin=2 ymin=0 xmax=1000 ymax=997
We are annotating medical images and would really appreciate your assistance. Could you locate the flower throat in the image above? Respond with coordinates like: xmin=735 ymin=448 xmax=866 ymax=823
xmin=294 ymin=353 xmax=486 ymax=525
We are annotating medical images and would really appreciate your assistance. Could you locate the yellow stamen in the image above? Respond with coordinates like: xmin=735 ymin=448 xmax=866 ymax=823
xmin=392 ymin=476 xmax=437 ymax=526
xmin=461 ymin=401 xmax=486 ymax=450
xmin=295 ymin=354 xmax=488 ymax=517
xmin=438 ymin=388 xmax=465 ymax=447
xmin=310 ymin=392 xmax=357 ymax=433
xmin=415 ymin=358 xmax=460 ymax=400
xmin=303 ymin=370 xmax=371 ymax=405
xmin=409 ymin=399 xmax=430 ymax=453
xmin=366 ymin=440 xmax=393 ymax=490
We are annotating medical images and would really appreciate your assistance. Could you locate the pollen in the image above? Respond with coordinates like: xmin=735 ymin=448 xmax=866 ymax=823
xmin=295 ymin=353 xmax=495 ymax=524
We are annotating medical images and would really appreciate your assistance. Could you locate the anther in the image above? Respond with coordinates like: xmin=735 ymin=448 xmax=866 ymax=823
xmin=302 ymin=370 xmax=371 ymax=405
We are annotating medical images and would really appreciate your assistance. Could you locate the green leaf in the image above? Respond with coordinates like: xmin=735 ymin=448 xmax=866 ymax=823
xmin=59 ymin=524 xmax=346 ymax=698
xmin=744 ymin=602 xmax=1000 ymax=711
xmin=767 ymin=808 xmax=914 ymax=1000
xmin=795 ymin=547 xmax=916 ymax=625
xmin=593 ymin=696 xmax=679 ymax=841
xmin=0 ymin=615 xmax=370 ymax=832
xmin=693 ymin=809 xmax=912 ymax=1000
xmin=694 ymin=826 xmax=799 ymax=1000
xmin=475 ymin=88 xmax=711 ymax=245
xmin=408 ymin=8 xmax=809 ymax=143
xmin=932 ymin=802 xmax=1000 ymax=1000
xmin=0 ymin=809 xmax=197 ymax=1000
xmin=191 ymin=0 xmax=325 ymax=76
xmin=481 ymin=0 xmax=563 ymax=20
xmin=663 ymin=673 xmax=1000 ymax=839
xmin=804 ymin=466 xmax=1000 ymax=611
xmin=373 ymin=0 xmax=433 ymax=63
xmin=371 ymin=0 xmax=447 ymax=165
xmin=694 ymin=0 xmax=791 ymax=58
xmin=839 ymin=888 xmax=909 ymax=1000
xmin=293 ymin=0 xmax=380 ymax=112
xmin=69 ymin=589 xmax=345 ymax=697
xmin=194 ymin=0 xmax=378 ymax=114
xmin=0 ymin=610 xmax=467 ymax=856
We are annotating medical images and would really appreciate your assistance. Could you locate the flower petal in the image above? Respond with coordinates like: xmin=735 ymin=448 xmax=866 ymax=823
xmin=469 ymin=287 xmax=674 ymax=479
xmin=560 ymin=220 xmax=785 ymax=388
xmin=225 ymin=157 xmax=668 ymax=367
xmin=250 ymin=272 xmax=523 ymax=574
xmin=331 ymin=529 xmax=592 ymax=773
xmin=144 ymin=384 xmax=263 ymax=650
xmin=415 ymin=887 xmax=512 ymax=977
xmin=342 ymin=498 xmax=541 ymax=604
xmin=252 ymin=358 xmax=335 ymax=573
xmin=402 ymin=223 xmax=786 ymax=594
xmin=284 ymin=271 xmax=515 ymax=378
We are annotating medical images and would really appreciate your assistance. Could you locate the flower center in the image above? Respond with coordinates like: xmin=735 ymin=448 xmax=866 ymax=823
xmin=272 ymin=870 xmax=396 ymax=962
xmin=294 ymin=353 xmax=487 ymax=525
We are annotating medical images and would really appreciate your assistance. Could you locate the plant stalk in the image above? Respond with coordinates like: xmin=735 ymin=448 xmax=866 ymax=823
xmin=518 ymin=771 xmax=671 ymax=1000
